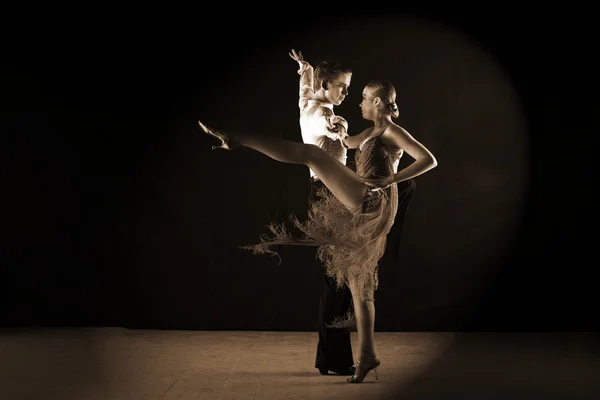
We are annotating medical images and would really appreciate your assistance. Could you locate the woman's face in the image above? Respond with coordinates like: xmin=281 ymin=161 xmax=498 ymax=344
xmin=360 ymin=88 xmax=378 ymax=120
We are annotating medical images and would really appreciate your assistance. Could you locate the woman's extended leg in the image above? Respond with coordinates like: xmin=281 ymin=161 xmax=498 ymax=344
xmin=199 ymin=121 xmax=366 ymax=210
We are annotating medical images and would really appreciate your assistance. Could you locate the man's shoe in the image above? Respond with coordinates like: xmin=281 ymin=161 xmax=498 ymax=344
xmin=318 ymin=365 xmax=356 ymax=376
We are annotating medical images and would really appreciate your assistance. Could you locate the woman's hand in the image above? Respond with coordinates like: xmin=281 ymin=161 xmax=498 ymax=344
xmin=339 ymin=130 xmax=350 ymax=149
xmin=362 ymin=175 xmax=393 ymax=191
xmin=289 ymin=49 xmax=310 ymax=74
xmin=327 ymin=115 xmax=348 ymax=132
xmin=326 ymin=115 xmax=350 ymax=148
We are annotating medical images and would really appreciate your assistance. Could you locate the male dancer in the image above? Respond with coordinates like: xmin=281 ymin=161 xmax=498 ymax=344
xmin=289 ymin=49 xmax=355 ymax=376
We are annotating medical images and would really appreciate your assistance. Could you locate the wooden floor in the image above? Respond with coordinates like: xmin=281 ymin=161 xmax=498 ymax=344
xmin=1 ymin=328 xmax=598 ymax=399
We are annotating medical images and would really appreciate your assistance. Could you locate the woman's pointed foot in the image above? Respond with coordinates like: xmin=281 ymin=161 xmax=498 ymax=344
xmin=198 ymin=120 xmax=234 ymax=150
xmin=346 ymin=357 xmax=380 ymax=383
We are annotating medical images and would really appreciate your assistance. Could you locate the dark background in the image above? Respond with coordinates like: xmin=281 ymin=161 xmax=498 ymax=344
xmin=2 ymin=12 xmax=597 ymax=332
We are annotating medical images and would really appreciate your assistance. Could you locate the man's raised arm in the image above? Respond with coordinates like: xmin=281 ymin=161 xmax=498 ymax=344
xmin=289 ymin=49 xmax=314 ymax=111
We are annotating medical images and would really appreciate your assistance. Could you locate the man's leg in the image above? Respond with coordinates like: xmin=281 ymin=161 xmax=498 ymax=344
xmin=310 ymin=178 xmax=355 ymax=375
xmin=380 ymin=179 xmax=417 ymax=266
xmin=315 ymin=274 xmax=355 ymax=374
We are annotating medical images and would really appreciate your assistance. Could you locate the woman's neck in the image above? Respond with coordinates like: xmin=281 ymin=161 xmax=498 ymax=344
xmin=372 ymin=115 xmax=392 ymax=129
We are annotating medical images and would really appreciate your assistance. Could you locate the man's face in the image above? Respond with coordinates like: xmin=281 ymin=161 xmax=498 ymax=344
xmin=325 ymin=72 xmax=352 ymax=106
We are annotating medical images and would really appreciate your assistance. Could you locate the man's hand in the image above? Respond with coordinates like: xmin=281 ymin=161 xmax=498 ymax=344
xmin=289 ymin=49 xmax=310 ymax=75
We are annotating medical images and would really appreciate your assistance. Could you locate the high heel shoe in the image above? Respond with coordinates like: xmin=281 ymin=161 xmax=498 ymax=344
xmin=346 ymin=358 xmax=381 ymax=383
xmin=198 ymin=120 xmax=235 ymax=150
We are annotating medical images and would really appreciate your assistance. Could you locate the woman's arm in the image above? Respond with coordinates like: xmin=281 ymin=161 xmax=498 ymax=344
xmin=362 ymin=125 xmax=437 ymax=190
xmin=325 ymin=115 xmax=370 ymax=149
xmin=340 ymin=127 xmax=371 ymax=150
xmin=387 ymin=125 xmax=438 ymax=183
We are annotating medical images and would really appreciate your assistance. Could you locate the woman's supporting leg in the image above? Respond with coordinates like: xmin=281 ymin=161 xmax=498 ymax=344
xmin=347 ymin=276 xmax=377 ymax=361
xmin=346 ymin=275 xmax=380 ymax=383
xmin=199 ymin=122 xmax=366 ymax=210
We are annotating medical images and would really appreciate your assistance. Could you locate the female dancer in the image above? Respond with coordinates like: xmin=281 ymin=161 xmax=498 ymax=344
xmin=198 ymin=76 xmax=437 ymax=383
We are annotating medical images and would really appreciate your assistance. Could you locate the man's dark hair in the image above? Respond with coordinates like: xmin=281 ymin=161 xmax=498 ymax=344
xmin=314 ymin=60 xmax=352 ymax=91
